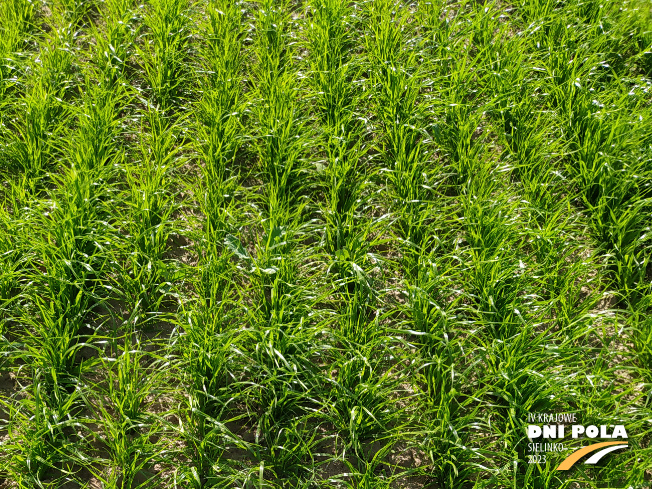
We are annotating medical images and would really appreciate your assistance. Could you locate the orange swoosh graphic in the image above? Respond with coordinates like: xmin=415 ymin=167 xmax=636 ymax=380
xmin=556 ymin=441 xmax=628 ymax=470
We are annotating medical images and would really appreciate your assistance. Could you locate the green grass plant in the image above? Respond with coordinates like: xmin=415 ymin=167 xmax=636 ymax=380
xmin=0 ymin=0 xmax=650 ymax=487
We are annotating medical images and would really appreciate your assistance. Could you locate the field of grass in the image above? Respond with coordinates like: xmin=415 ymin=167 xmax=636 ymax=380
xmin=0 ymin=0 xmax=651 ymax=487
